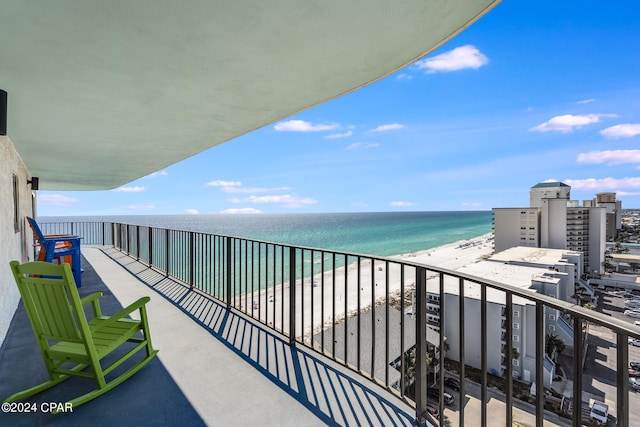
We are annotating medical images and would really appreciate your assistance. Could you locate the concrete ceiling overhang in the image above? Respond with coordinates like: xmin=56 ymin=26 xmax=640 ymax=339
xmin=1 ymin=0 xmax=499 ymax=190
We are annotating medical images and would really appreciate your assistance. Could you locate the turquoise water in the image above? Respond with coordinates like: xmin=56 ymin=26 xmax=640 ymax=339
xmin=43 ymin=211 xmax=492 ymax=257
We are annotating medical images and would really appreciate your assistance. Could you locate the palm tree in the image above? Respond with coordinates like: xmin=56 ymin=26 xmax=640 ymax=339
xmin=545 ymin=333 xmax=566 ymax=360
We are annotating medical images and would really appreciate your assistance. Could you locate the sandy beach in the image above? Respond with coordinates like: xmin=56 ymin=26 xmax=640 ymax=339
xmin=238 ymin=232 xmax=495 ymax=341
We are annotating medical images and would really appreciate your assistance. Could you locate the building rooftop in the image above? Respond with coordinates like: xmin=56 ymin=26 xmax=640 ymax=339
xmin=488 ymin=246 xmax=581 ymax=267
xmin=531 ymin=182 xmax=570 ymax=189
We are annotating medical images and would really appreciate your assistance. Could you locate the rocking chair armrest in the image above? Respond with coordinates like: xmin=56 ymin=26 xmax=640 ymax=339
xmin=91 ymin=296 xmax=151 ymax=332
xmin=81 ymin=292 xmax=104 ymax=317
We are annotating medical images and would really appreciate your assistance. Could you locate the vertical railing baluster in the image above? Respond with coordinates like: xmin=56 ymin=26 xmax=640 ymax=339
xmin=438 ymin=271 xmax=445 ymax=420
xmin=289 ymin=247 xmax=296 ymax=344
xmin=136 ymin=225 xmax=140 ymax=261
xmin=343 ymin=254 xmax=348 ymax=365
xmin=505 ymin=293 xmax=513 ymax=427
xmin=165 ymin=228 xmax=170 ymax=277
xmin=535 ymin=301 xmax=544 ymax=427
xmin=148 ymin=227 xmax=153 ymax=266
xmin=481 ymin=283 xmax=487 ymax=427
xmin=385 ymin=260 xmax=389 ymax=388
xmin=400 ymin=265 xmax=405 ymax=398
xmin=415 ymin=266 xmax=427 ymax=424
xmin=332 ymin=252 xmax=336 ymax=359
xmin=458 ymin=277 xmax=465 ymax=427
xmin=573 ymin=313 xmax=583 ymax=426
xmin=189 ymin=232 xmax=194 ymax=289
xmin=226 ymin=236 xmax=232 ymax=308
xmin=357 ymin=256 xmax=361 ymax=372
xmin=617 ymin=331 xmax=629 ymax=426
xmin=371 ymin=258 xmax=375 ymax=379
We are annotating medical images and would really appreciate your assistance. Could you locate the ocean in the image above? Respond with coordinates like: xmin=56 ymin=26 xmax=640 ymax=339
xmin=42 ymin=211 xmax=493 ymax=257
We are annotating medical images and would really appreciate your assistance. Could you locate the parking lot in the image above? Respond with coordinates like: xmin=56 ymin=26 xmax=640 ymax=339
xmin=587 ymin=288 xmax=640 ymax=425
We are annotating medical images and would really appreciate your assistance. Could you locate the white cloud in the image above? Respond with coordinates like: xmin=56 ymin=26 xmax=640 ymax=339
xmin=395 ymin=73 xmax=413 ymax=81
xmin=415 ymin=45 xmax=489 ymax=73
xmin=325 ymin=130 xmax=353 ymax=139
xmin=222 ymin=186 xmax=290 ymax=194
xmin=617 ymin=191 xmax=640 ymax=196
xmin=113 ymin=186 xmax=145 ymax=192
xmin=274 ymin=120 xmax=338 ymax=132
xmin=345 ymin=142 xmax=380 ymax=150
xmin=564 ymin=177 xmax=640 ymax=190
xmin=231 ymin=194 xmax=318 ymax=208
xmin=390 ymin=201 xmax=416 ymax=207
xmin=530 ymin=114 xmax=616 ymax=133
xmin=144 ymin=170 xmax=168 ymax=178
xmin=577 ymin=150 xmax=640 ymax=165
xmin=185 ymin=209 xmax=200 ymax=215
xmin=577 ymin=99 xmax=596 ymax=105
xmin=206 ymin=180 xmax=242 ymax=187
xmin=600 ymin=123 xmax=640 ymax=139
xmin=219 ymin=208 xmax=262 ymax=214
xmin=128 ymin=204 xmax=155 ymax=210
xmin=38 ymin=194 xmax=78 ymax=206
xmin=372 ymin=123 xmax=404 ymax=132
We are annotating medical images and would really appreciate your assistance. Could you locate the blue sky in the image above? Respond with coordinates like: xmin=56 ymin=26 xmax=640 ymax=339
xmin=39 ymin=0 xmax=640 ymax=216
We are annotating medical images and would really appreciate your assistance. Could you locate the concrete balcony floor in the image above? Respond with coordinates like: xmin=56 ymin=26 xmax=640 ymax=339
xmin=0 ymin=247 xmax=416 ymax=426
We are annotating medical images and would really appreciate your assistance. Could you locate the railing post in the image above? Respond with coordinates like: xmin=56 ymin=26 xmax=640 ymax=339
xmin=573 ymin=314 xmax=583 ymax=426
xmin=226 ymin=236 xmax=232 ymax=308
xmin=535 ymin=301 xmax=544 ymax=427
xmin=190 ymin=231 xmax=195 ymax=290
xmin=414 ymin=266 xmax=427 ymax=425
xmin=148 ymin=227 xmax=153 ymax=265
xmin=165 ymin=228 xmax=170 ymax=277
xmin=289 ymin=247 xmax=296 ymax=345
xmin=617 ymin=331 xmax=629 ymax=426
xmin=136 ymin=225 xmax=140 ymax=261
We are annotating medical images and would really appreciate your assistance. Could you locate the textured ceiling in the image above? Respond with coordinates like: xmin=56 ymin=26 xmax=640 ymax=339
xmin=0 ymin=0 xmax=499 ymax=190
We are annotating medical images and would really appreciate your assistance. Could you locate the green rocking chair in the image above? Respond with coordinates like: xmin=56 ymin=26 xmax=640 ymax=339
xmin=5 ymin=260 xmax=158 ymax=412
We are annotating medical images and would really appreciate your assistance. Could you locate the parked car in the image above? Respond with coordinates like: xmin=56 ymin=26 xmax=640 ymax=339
xmin=629 ymin=369 xmax=640 ymax=377
xmin=629 ymin=338 xmax=640 ymax=347
xmin=624 ymin=310 xmax=640 ymax=318
xmin=631 ymin=361 xmax=640 ymax=370
xmin=427 ymin=387 xmax=454 ymax=405
xmin=444 ymin=377 xmax=461 ymax=391
xmin=425 ymin=403 xmax=439 ymax=419
xmin=630 ymin=377 xmax=640 ymax=392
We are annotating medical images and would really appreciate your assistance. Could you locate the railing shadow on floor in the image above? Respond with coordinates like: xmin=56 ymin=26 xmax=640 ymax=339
xmin=101 ymin=247 xmax=419 ymax=427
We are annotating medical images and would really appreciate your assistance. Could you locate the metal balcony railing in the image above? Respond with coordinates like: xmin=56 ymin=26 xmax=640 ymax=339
xmin=41 ymin=221 xmax=640 ymax=426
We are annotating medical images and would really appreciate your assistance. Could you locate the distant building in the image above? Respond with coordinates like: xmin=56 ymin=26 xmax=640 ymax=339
xmin=424 ymin=246 xmax=582 ymax=389
xmin=595 ymin=192 xmax=622 ymax=241
xmin=493 ymin=182 xmax=607 ymax=275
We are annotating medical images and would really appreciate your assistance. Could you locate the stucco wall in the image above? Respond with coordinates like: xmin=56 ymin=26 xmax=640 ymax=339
xmin=0 ymin=136 xmax=33 ymax=347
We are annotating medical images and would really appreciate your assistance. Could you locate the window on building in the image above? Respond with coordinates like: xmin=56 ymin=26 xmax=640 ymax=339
xmin=513 ymin=359 xmax=520 ymax=366
xmin=549 ymin=325 xmax=556 ymax=332
xmin=513 ymin=310 xmax=520 ymax=317
xmin=513 ymin=335 xmax=519 ymax=342
xmin=549 ymin=314 xmax=556 ymax=321
xmin=513 ymin=323 xmax=520 ymax=330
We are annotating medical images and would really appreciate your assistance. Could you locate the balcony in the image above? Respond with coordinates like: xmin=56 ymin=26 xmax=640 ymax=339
xmin=2 ymin=220 xmax=640 ymax=426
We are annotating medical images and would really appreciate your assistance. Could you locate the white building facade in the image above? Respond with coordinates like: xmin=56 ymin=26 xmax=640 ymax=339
xmin=493 ymin=182 xmax=607 ymax=275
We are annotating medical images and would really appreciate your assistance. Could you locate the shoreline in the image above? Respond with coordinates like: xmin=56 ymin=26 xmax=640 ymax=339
xmin=238 ymin=232 xmax=495 ymax=340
